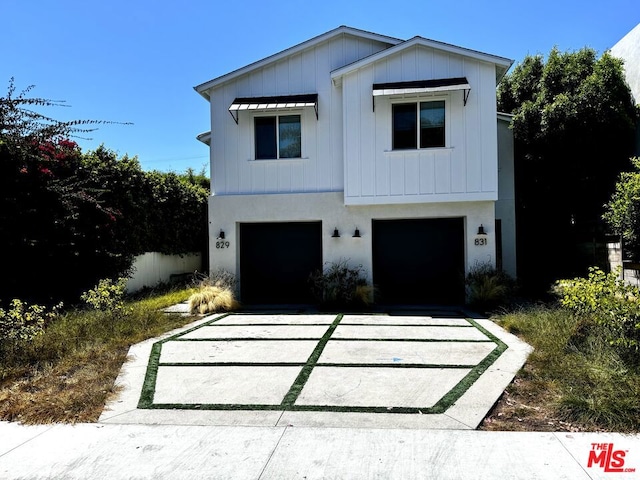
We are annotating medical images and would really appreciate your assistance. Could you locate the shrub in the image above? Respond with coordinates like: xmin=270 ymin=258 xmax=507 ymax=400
xmin=309 ymin=260 xmax=371 ymax=309
xmin=0 ymin=299 xmax=58 ymax=343
xmin=465 ymin=262 xmax=515 ymax=311
xmin=81 ymin=277 xmax=129 ymax=314
xmin=188 ymin=270 xmax=239 ymax=314
xmin=554 ymin=267 xmax=640 ymax=354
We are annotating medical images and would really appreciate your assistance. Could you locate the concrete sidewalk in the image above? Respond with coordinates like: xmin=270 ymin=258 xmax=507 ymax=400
xmin=1 ymin=422 xmax=638 ymax=479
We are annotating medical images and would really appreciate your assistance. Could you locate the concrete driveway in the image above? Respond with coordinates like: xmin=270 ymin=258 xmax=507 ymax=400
xmin=99 ymin=312 xmax=531 ymax=429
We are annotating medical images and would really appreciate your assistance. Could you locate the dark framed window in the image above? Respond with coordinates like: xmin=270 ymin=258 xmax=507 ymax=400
xmin=392 ymin=101 xmax=445 ymax=150
xmin=392 ymin=103 xmax=417 ymax=150
xmin=420 ymin=101 xmax=445 ymax=148
xmin=255 ymin=117 xmax=277 ymax=159
xmin=255 ymin=114 xmax=301 ymax=159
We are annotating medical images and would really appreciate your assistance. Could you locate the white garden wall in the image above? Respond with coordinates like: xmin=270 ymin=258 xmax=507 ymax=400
xmin=126 ymin=252 xmax=202 ymax=293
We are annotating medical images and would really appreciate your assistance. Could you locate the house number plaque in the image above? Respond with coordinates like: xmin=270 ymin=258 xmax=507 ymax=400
xmin=474 ymin=237 xmax=487 ymax=246
xmin=215 ymin=241 xmax=230 ymax=249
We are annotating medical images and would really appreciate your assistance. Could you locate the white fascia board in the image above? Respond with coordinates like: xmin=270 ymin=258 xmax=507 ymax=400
xmin=497 ymin=112 xmax=514 ymax=123
xmin=332 ymin=36 xmax=513 ymax=85
xmin=194 ymin=26 xmax=402 ymax=100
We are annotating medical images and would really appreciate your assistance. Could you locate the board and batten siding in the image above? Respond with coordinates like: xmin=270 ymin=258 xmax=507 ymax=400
xmin=341 ymin=45 xmax=500 ymax=206
xmin=208 ymin=35 xmax=393 ymax=196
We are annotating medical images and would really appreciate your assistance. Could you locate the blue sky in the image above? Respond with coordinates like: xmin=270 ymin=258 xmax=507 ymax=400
xmin=3 ymin=0 xmax=638 ymax=173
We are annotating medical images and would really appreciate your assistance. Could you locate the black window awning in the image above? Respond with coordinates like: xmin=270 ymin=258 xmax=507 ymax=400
xmin=228 ymin=94 xmax=318 ymax=124
xmin=372 ymin=77 xmax=471 ymax=106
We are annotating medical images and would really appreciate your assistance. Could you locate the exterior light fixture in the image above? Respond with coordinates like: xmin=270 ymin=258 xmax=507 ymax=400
xmin=353 ymin=228 xmax=361 ymax=238
xmin=477 ymin=224 xmax=486 ymax=235
xmin=217 ymin=230 xmax=225 ymax=240
xmin=331 ymin=228 xmax=340 ymax=238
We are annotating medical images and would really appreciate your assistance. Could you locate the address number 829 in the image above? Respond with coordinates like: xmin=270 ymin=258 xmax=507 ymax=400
xmin=216 ymin=241 xmax=230 ymax=249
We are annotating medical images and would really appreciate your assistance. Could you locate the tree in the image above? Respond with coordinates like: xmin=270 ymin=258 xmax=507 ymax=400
xmin=603 ymin=157 xmax=640 ymax=259
xmin=498 ymin=48 xmax=639 ymax=292
xmin=0 ymin=80 xmax=124 ymax=304
xmin=178 ymin=167 xmax=209 ymax=190
xmin=1 ymin=80 xmax=208 ymax=305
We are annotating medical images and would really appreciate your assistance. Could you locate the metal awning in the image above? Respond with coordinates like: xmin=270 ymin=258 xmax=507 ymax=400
xmin=228 ymin=94 xmax=318 ymax=124
xmin=372 ymin=77 xmax=471 ymax=107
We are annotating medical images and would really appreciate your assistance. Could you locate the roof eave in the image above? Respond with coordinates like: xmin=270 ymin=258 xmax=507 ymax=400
xmin=196 ymin=131 xmax=211 ymax=146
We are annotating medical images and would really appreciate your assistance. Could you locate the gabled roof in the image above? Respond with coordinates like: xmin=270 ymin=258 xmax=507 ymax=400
xmin=194 ymin=26 xmax=402 ymax=100
xmin=331 ymin=36 xmax=513 ymax=84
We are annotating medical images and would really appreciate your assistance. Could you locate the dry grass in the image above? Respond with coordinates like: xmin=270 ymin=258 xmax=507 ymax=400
xmin=0 ymin=346 xmax=128 ymax=424
xmin=0 ymin=287 xmax=196 ymax=424
xmin=188 ymin=285 xmax=239 ymax=314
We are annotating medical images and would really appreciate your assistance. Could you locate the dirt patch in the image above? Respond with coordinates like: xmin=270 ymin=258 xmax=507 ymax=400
xmin=479 ymin=364 xmax=600 ymax=433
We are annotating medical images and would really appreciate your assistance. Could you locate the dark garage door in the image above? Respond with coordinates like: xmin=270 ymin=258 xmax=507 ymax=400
xmin=240 ymin=222 xmax=322 ymax=304
xmin=372 ymin=218 xmax=465 ymax=304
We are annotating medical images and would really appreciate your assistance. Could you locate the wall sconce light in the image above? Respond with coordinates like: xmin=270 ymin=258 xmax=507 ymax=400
xmin=331 ymin=228 xmax=340 ymax=238
xmin=477 ymin=224 xmax=486 ymax=235
xmin=217 ymin=230 xmax=225 ymax=240
xmin=353 ymin=228 xmax=361 ymax=238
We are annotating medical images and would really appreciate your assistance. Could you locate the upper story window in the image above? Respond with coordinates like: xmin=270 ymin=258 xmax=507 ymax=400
xmin=392 ymin=100 xmax=445 ymax=150
xmin=254 ymin=114 xmax=301 ymax=159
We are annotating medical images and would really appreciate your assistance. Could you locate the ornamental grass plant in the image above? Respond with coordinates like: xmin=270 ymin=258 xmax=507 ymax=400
xmin=188 ymin=270 xmax=239 ymax=314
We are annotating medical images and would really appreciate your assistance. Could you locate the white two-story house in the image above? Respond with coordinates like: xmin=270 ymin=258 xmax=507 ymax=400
xmin=195 ymin=26 xmax=515 ymax=305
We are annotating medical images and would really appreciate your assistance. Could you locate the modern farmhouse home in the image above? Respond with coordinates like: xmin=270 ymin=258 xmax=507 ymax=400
xmin=195 ymin=26 xmax=515 ymax=305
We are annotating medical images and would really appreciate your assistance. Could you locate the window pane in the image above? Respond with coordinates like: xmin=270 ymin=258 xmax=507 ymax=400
xmin=393 ymin=103 xmax=417 ymax=150
xmin=278 ymin=115 xmax=301 ymax=158
xmin=420 ymin=101 xmax=445 ymax=148
xmin=255 ymin=117 xmax=277 ymax=159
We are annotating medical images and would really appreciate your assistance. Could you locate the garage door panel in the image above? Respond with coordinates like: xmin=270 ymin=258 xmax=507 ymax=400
xmin=372 ymin=218 xmax=464 ymax=304
xmin=240 ymin=222 xmax=322 ymax=304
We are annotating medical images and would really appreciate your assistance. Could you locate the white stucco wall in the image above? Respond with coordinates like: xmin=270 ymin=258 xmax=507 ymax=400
xmin=208 ymin=192 xmax=495 ymax=286
xmin=126 ymin=252 xmax=202 ymax=293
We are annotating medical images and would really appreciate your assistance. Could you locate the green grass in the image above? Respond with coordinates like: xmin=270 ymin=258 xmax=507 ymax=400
xmin=495 ymin=305 xmax=640 ymax=432
xmin=0 ymin=286 xmax=197 ymax=424
xmin=131 ymin=286 xmax=197 ymax=312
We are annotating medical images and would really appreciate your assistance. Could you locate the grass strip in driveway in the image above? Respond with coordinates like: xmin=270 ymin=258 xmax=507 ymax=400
xmin=137 ymin=313 xmax=231 ymax=409
xmin=137 ymin=314 xmax=509 ymax=416
xmin=280 ymin=314 xmax=343 ymax=407
xmin=429 ymin=318 xmax=508 ymax=414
